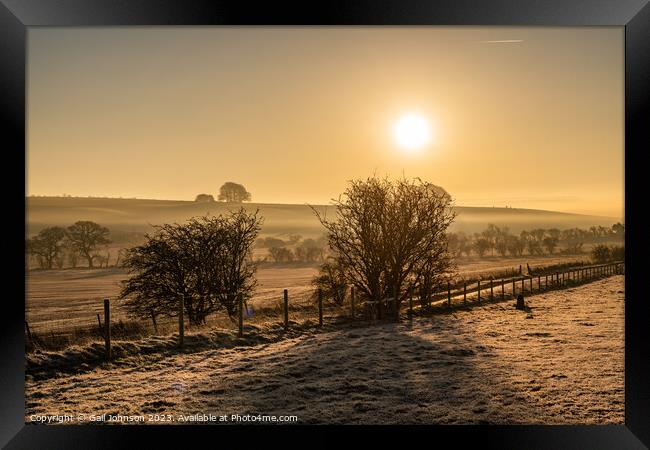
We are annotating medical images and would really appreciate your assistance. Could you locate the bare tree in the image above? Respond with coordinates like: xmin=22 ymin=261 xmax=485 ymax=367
xmin=120 ymin=210 xmax=262 ymax=325
xmin=543 ymin=236 xmax=559 ymax=254
xmin=313 ymin=177 xmax=455 ymax=320
xmin=65 ymin=221 xmax=111 ymax=268
xmin=495 ymin=226 xmax=510 ymax=257
xmin=473 ymin=237 xmax=491 ymax=258
xmin=27 ymin=226 xmax=67 ymax=269
xmin=612 ymin=222 xmax=625 ymax=236
xmin=294 ymin=238 xmax=324 ymax=262
xmin=506 ymin=235 xmax=525 ymax=256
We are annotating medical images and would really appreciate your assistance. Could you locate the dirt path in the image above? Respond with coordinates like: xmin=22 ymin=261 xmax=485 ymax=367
xmin=25 ymin=276 xmax=624 ymax=425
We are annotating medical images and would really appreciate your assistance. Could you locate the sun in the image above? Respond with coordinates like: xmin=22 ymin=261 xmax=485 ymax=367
xmin=393 ymin=113 xmax=432 ymax=152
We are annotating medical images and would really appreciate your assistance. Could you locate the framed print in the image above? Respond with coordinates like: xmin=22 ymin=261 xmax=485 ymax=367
xmin=1 ymin=0 xmax=649 ymax=448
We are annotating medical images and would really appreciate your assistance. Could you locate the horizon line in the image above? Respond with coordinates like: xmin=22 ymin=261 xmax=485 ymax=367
xmin=26 ymin=194 xmax=622 ymax=220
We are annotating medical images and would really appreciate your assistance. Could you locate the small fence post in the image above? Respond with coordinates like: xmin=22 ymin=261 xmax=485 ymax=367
xmin=178 ymin=295 xmax=185 ymax=346
xmin=318 ymin=288 xmax=323 ymax=327
xmin=283 ymin=289 xmax=289 ymax=330
xmin=463 ymin=282 xmax=467 ymax=303
xmin=351 ymin=286 xmax=356 ymax=319
xmin=447 ymin=281 xmax=451 ymax=307
xmin=104 ymin=298 xmax=111 ymax=360
xmin=537 ymin=275 xmax=541 ymax=292
xmin=150 ymin=310 xmax=157 ymax=334
xmin=521 ymin=277 xmax=525 ymax=294
xmin=477 ymin=280 xmax=481 ymax=302
xmin=501 ymin=279 xmax=505 ymax=299
xmin=25 ymin=321 xmax=33 ymax=347
xmin=490 ymin=278 xmax=494 ymax=300
xmin=529 ymin=277 xmax=533 ymax=293
xmin=512 ymin=278 xmax=516 ymax=297
xmin=238 ymin=293 xmax=243 ymax=337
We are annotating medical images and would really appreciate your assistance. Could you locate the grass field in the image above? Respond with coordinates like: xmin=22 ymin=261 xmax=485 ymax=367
xmin=25 ymin=276 xmax=624 ymax=424
xmin=26 ymin=254 xmax=590 ymax=337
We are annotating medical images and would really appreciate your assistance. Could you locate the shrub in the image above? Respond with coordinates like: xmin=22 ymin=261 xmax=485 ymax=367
xmin=591 ymin=244 xmax=611 ymax=263
xmin=311 ymin=259 xmax=348 ymax=306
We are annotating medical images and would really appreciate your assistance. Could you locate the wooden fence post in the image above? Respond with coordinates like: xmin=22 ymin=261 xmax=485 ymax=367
xmin=537 ymin=276 xmax=541 ymax=292
xmin=529 ymin=277 xmax=533 ymax=293
xmin=447 ymin=281 xmax=451 ymax=307
xmin=318 ymin=288 xmax=323 ymax=326
xmin=463 ymin=282 xmax=467 ymax=303
xmin=25 ymin=321 xmax=33 ymax=346
xmin=477 ymin=280 xmax=481 ymax=302
xmin=512 ymin=278 xmax=516 ymax=297
xmin=149 ymin=310 xmax=157 ymax=333
xmin=501 ymin=278 xmax=505 ymax=299
xmin=178 ymin=295 xmax=185 ymax=346
xmin=283 ymin=289 xmax=289 ymax=330
xmin=351 ymin=286 xmax=356 ymax=319
xmin=521 ymin=277 xmax=525 ymax=294
xmin=104 ymin=298 xmax=111 ymax=360
xmin=490 ymin=278 xmax=494 ymax=300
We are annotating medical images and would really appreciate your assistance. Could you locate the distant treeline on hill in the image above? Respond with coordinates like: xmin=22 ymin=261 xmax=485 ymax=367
xmin=26 ymin=216 xmax=625 ymax=271
xmin=449 ymin=223 xmax=624 ymax=258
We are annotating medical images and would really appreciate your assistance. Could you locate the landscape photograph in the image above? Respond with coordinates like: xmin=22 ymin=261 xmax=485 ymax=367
xmin=25 ymin=26 xmax=624 ymax=425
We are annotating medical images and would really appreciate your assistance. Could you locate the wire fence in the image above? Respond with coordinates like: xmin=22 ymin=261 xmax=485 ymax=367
xmin=25 ymin=260 xmax=625 ymax=353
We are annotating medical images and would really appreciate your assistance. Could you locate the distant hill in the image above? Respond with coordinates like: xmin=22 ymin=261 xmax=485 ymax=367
xmin=26 ymin=196 xmax=620 ymax=239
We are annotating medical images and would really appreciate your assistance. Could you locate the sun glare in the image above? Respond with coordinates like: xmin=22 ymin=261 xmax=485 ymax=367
xmin=393 ymin=114 xmax=432 ymax=152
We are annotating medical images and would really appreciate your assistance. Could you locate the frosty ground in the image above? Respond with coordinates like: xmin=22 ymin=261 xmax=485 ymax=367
xmin=25 ymin=276 xmax=624 ymax=425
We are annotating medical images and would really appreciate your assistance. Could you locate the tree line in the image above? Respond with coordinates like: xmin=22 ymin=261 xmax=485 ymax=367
xmin=27 ymin=221 xmax=111 ymax=269
xmin=194 ymin=182 xmax=252 ymax=203
xmin=257 ymin=235 xmax=328 ymax=263
xmin=448 ymin=222 xmax=624 ymax=259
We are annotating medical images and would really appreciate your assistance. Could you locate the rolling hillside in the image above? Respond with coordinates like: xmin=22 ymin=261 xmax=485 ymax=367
xmin=26 ymin=196 xmax=620 ymax=238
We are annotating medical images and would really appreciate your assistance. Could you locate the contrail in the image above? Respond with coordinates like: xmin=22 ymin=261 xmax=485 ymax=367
xmin=478 ymin=39 xmax=523 ymax=43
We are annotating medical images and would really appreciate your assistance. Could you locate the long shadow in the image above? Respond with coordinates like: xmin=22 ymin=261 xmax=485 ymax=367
xmin=182 ymin=309 xmax=558 ymax=425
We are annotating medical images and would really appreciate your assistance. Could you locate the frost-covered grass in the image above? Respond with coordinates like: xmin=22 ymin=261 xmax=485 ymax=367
xmin=25 ymin=276 xmax=623 ymax=425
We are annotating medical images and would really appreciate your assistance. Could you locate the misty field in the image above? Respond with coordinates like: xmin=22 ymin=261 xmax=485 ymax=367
xmin=25 ymin=276 xmax=624 ymax=425
xmin=27 ymin=196 xmax=618 ymax=238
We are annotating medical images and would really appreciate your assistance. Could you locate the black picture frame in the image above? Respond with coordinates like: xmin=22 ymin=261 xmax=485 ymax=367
xmin=2 ymin=0 xmax=648 ymax=448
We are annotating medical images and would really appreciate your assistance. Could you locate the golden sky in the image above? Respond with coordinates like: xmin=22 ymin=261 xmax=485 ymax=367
xmin=27 ymin=27 xmax=624 ymax=218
